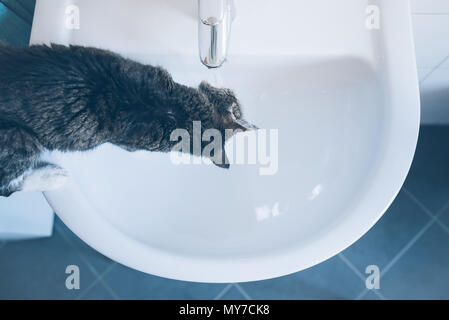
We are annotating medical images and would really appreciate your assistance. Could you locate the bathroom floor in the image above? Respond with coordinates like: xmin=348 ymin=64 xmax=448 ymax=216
xmin=0 ymin=125 xmax=448 ymax=300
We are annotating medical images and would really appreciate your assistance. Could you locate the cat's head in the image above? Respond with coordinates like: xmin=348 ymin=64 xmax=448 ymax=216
xmin=198 ymin=81 xmax=258 ymax=168
xmin=199 ymin=81 xmax=257 ymax=132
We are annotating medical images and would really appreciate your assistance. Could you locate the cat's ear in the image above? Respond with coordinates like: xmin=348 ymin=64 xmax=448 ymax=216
xmin=199 ymin=81 xmax=236 ymax=104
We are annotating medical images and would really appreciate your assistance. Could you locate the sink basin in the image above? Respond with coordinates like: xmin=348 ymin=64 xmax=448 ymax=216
xmin=30 ymin=0 xmax=420 ymax=282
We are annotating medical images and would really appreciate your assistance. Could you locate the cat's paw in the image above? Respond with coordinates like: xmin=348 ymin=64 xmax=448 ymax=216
xmin=21 ymin=165 xmax=69 ymax=192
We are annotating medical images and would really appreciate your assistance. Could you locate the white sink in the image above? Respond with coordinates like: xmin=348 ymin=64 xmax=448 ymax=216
xmin=31 ymin=0 xmax=420 ymax=282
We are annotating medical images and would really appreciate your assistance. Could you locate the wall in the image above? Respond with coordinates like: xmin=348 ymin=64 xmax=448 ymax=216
xmin=411 ymin=0 xmax=449 ymax=123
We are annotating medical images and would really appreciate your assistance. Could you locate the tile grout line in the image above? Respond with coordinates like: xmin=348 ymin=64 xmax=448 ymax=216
xmin=338 ymin=254 xmax=386 ymax=300
xmin=86 ymin=263 xmax=119 ymax=300
xmin=356 ymin=217 xmax=435 ymax=300
xmin=404 ymin=187 xmax=449 ymax=220
xmin=403 ymin=187 xmax=449 ymax=236
xmin=419 ymin=53 xmax=449 ymax=85
xmin=402 ymin=188 xmax=437 ymax=217
xmin=435 ymin=218 xmax=449 ymax=235
xmin=356 ymin=194 xmax=449 ymax=300
xmin=233 ymin=284 xmax=252 ymax=300
xmin=96 ymin=265 xmax=120 ymax=300
xmin=419 ymin=70 xmax=436 ymax=85
xmin=55 ymin=224 xmax=103 ymax=278
xmin=76 ymin=278 xmax=100 ymax=300
xmin=11 ymin=0 xmax=34 ymax=16
xmin=55 ymin=223 xmax=120 ymax=300
xmin=0 ymin=0 xmax=32 ymax=25
xmin=76 ymin=262 xmax=118 ymax=300
xmin=338 ymin=253 xmax=365 ymax=280
xmin=213 ymin=284 xmax=233 ymax=300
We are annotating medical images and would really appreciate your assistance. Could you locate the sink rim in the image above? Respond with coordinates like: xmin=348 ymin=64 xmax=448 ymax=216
xmin=34 ymin=0 xmax=421 ymax=282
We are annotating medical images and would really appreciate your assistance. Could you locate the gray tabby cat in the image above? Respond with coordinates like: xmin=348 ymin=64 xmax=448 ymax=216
xmin=0 ymin=43 xmax=256 ymax=197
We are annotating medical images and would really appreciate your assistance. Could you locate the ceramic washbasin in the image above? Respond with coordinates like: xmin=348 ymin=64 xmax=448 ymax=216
xmin=30 ymin=0 xmax=420 ymax=282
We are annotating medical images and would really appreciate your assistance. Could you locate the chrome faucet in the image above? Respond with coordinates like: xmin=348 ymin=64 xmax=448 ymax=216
xmin=198 ymin=0 xmax=235 ymax=68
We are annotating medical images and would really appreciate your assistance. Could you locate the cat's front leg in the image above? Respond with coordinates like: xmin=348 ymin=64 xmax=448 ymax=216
xmin=1 ymin=161 xmax=69 ymax=197
xmin=19 ymin=162 xmax=69 ymax=193
xmin=0 ymin=123 xmax=69 ymax=197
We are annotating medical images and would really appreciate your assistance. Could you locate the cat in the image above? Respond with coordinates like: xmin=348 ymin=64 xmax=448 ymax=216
xmin=0 ymin=43 xmax=257 ymax=197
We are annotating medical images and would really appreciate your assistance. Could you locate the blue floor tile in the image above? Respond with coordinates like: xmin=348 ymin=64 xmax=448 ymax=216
xmin=439 ymin=205 xmax=449 ymax=230
xmin=360 ymin=290 xmax=382 ymax=300
xmin=240 ymin=255 xmax=365 ymax=300
xmin=81 ymin=282 xmax=115 ymax=300
xmin=379 ymin=223 xmax=449 ymax=299
xmin=0 ymin=3 xmax=32 ymax=47
xmin=219 ymin=285 xmax=247 ymax=300
xmin=403 ymin=126 xmax=449 ymax=213
xmin=54 ymin=216 xmax=113 ymax=275
xmin=102 ymin=263 xmax=227 ymax=300
xmin=342 ymin=190 xmax=430 ymax=274
xmin=0 ymin=231 xmax=99 ymax=299
xmin=2 ymin=0 xmax=35 ymax=25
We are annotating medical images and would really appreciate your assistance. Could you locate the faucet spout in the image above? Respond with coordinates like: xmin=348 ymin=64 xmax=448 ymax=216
xmin=198 ymin=0 xmax=234 ymax=68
